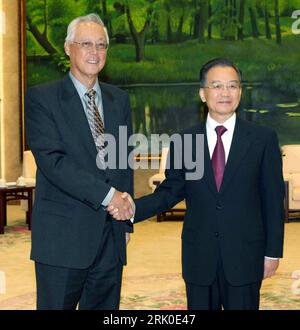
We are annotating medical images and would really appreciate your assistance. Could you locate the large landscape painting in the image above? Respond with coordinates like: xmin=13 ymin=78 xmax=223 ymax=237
xmin=25 ymin=0 xmax=300 ymax=152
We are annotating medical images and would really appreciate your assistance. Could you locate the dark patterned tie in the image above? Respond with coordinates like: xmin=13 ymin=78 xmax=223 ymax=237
xmin=86 ymin=88 xmax=105 ymax=148
xmin=86 ymin=89 xmax=105 ymax=167
xmin=212 ymin=125 xmax=227 ymax=192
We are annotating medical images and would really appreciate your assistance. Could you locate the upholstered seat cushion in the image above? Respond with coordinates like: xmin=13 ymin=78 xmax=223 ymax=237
xmin=292 ymin=173 xmax=300 ymax=187
xmin=282 ymin=145 xmax=300 ymax=210
xmin=293 ymin=188 xmax=300 ymax=201
xmin=20 ymin=151 xmax=37 ymax=211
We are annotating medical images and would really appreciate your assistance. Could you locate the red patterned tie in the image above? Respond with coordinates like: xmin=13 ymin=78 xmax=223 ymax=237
xmin=212 ymin=125 xmax=227 ymax=192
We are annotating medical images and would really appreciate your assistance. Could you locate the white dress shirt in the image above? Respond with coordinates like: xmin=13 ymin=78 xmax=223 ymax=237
xmin=206 ymin=112 xmax=236 ymax=163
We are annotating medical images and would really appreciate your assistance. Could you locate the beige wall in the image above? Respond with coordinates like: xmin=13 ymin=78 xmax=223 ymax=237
xmin=0 ymin=0 xmax=21 ymax=181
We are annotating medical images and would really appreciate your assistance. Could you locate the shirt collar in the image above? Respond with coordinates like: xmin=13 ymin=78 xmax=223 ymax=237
xmin=69 ymin=72 xmax=101 ymax=100
xmin=206 ymin=112 xmax=236 ymax=133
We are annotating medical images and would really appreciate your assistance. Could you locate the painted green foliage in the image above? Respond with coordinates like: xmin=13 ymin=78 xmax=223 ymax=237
xmin=25 ymin=0 xmax=300 ymax=88
xmin=25 ymin=0 xmax=300 ymax=145
xmin=26 ymin=0 xmax=300 ymax=57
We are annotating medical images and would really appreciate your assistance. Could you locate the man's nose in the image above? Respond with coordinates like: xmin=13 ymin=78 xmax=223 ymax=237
xmin=89 ymin=43 xmax=98 ymax=54
xmin=221 ymin=85 xmax=230 ymax=95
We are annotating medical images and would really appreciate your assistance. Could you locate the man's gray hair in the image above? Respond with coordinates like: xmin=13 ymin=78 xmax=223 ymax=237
xmin=65 ymin=13 xmax=109 ymax=45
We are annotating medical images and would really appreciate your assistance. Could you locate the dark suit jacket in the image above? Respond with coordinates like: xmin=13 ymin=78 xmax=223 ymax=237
xmin=25 ymin=75 xmax=133 ymax=269
xmin=135 ymin=118 xmax=285 ymax=286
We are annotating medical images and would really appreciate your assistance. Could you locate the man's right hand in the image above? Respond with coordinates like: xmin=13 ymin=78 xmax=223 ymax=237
xmin=107 ymin=190 xmax=134 ymax=220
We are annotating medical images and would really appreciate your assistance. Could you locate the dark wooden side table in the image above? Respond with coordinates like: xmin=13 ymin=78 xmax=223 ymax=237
xmin=0 ymin=185 xmax=35 ymax=234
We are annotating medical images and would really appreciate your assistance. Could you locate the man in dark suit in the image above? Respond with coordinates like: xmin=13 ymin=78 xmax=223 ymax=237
xmin=109 ymin=58 xmax=285 ymax=310
xmin=25 ymin=13 xmax=134 ymax=310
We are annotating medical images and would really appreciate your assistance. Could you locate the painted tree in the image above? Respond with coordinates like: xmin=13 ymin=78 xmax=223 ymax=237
xmin=114 ymin=0 xmax=158 ymax=62
xmin=163 ymin=0 xmax=173 ymax=43
xmin=127 ymin=5 xmax=152 ymax=61
xmin=150 ymin=11 xmax=160 ymax=44
xmin=220 ymin=0 xmax=237 ymax=40
xmin=191 ymin=0 xmax=208 ymax=43
xmin=26 ymin=0 xmax=79 ymax=55
xmin=192 ymin=0 xmax=201 ymax=38
xmin=162 ymin=0 xmax=192 ymax=42
xmin=198 ymin=0 xmax=208 ymax=43
xmin=248 ymin=1 xmax=260 ymax=38
xmin=264 ymin=0 xmax=272 ymax=39
xmin=26 ymin=0 xmax=59 ymax=55
xmin=237 ymin=0 xmax=245 ymax=40
xmin=255 ymin=0 xmax=265 ymax=17
xmin=274 ymin=0 xmax=281 ymax=45
xmin=101 ymin=0 xmax=109 ymax=27
xmin=175 ymin=0 xmax=189 ymax=42
xmin=208 ymin=0 xmax=213 ymax=39
xmin=206 ymin=0 xmax=223 ymax=40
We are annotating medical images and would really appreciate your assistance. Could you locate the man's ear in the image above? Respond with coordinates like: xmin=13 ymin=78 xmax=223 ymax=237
xmin=199 ymin=88 xmax=206 ymax=103
xmin=64 ymin=42 xmax=70 ymax=56
xmin=239 ymin=85 xmax=242 ymax=99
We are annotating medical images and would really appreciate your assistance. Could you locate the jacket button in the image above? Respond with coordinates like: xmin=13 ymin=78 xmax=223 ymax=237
xmin=105 ymin=179 xmax=110 ymax=183
xmin=216 ymin=204 xmax=223 ymax=210
xmin=215 ymin=232 xmax=219 ymax=237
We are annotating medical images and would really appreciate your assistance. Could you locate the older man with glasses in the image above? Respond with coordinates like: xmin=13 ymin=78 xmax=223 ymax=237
xmin=111 ymin=58 xmax=285 ymax=310
xmin=25 ymin=13 xmax=134 ymax=310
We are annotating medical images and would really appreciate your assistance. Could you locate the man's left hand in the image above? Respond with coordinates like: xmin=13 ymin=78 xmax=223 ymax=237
xmin=263 ymin=258 xmax=280 ymax=279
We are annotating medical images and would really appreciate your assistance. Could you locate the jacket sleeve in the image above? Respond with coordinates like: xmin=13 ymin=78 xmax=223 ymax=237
xmin=260 ymin=130 xmax=285 ymax=257
xmin=118 ymin=93 xmax=134 ymax=233
xmin=134 ymin=140 xmax=186 ymax=222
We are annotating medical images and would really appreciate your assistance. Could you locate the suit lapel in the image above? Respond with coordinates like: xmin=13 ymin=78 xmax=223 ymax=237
xmin=101 ymin=83 xmax=121 ymax=179
xmin=100 ymin=83 xmax=120 ymax=137
xmin=59 ymin=75 xmax=97 ymax=161
xmin=219 ymin=117 xmax=254 ymax=194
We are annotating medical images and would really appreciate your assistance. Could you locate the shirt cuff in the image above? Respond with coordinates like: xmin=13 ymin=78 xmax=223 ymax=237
xmin=265 ymin=256 xmax=279 ymax=260
xmin=102 ymin=187 xmax=115 ymax=207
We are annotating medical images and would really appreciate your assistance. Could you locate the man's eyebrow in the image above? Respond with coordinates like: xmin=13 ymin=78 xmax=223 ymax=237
xmin=210 ymin=80 xmax=239 ymax=83
xmin=78 ymin=38 xmax=106 ymax=42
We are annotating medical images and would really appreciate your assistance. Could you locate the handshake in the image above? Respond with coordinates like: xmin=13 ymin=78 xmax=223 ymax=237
xmin=107 ymin=190 xmax=135 ymax=221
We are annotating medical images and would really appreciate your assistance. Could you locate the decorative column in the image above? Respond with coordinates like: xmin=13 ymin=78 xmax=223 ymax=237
xmin=0 ymin=1 xmax=5 ymax=179
xmin=0 ymin=0 xmax=22 ymax=181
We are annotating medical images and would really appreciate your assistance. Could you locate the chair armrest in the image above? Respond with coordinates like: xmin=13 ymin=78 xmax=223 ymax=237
xmin=24 ymin=178 xmax=36 ymax=186
xmin=148 ymin=173 xmax=165 ymax=192
xmin=283 ymin=173 xmax=292 ymax=182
